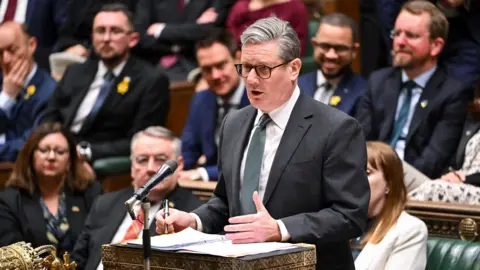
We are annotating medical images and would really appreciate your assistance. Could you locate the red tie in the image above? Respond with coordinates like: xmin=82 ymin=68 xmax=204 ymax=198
xmin=120 ymin=209 xmax=145 ymax=244
xmin=4 ymin=0 xmax=18 ymax=22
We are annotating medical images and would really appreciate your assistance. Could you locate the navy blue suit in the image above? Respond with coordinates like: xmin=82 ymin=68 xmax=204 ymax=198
xmin=298 ymin=70 xmax=366 ymax=117
xmin=0 ymin=68 xmax=56 ymax=161
xmin=181 ymin=88 xmax=249 ymax=180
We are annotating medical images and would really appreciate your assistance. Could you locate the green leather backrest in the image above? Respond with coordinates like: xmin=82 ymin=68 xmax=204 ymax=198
xmin=300 ymin=19 xmax=320 ymax=75
xmin=93 ymin=156 xmax=131 ymax=176
xmin=427 ymin=238 xmax=480 ymax=270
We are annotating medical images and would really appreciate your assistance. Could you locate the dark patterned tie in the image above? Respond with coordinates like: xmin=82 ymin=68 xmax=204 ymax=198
xmin=389 ymin=80 xmax=416 ymax=147
xmin=240 ymin=114 xmax=272 ymax=215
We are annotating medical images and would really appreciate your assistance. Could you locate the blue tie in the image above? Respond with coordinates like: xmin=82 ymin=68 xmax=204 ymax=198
xmin=240 ymin=113 xmax=272 ymax=215
xmin=83 ymin=71 xmax=115 ymax=128
xmin=389 ymin=80 xmax=416 ymax=147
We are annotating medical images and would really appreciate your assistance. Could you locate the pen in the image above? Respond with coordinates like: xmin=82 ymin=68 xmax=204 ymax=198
xmin=164 ymin=199 xmax=169 ymax=234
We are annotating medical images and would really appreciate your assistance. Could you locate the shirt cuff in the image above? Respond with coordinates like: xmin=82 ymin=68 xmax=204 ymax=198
xmin=154 ymin=23 xmax=166 ymax=39
xmin=276 ymin=220 xmax=291 ymax=242
xmin=0 ymin=91 xmax=17 ymax=116
xmin=189 ymin=213 xmax=203 ymax=232
xmin=197 ymin=167 xmax=210 ymax=182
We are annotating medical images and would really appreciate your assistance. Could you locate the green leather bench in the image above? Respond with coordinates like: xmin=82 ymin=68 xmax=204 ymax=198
xmin=300 ymin=19 xmax=320 ymax=75
xmin=93 ymin=157 xmax=131 ymax=176
xmin=427 ymin=238 xmax=480 ymax=270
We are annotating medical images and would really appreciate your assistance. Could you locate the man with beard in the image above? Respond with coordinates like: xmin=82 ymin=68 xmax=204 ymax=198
xmin=298 ymin=13 xmax=366 ymax=117
xmin=43 ymin=3 xmax=170 ymax=163
xmin=357 ymin=0 xmax=472 ymax=179
xmin=179 ymin=29 xmax=249 ymax=181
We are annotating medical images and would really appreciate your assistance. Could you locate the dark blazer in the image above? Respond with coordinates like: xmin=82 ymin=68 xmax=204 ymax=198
xmin=0 ymin=182 xmax=101 ymax=252
xmin=0 ymin=67 xmax=56 ymax=161
xmin=357 ymin=66 xmax=471 ymax=179
xmin=71 ymin=186 xmax=203 ymax=270
xmin=133 ymin=0 xmax=236 ymax=64
xmin=193 ymin=91 xmax=370 ymax=270
xmin=181 ymin=88 xmax=249 ymax=180
xmin=453 ymin=114 xmax=480 ymax=186
xmin=297 ymin=70 xmax=366 ymax=117
xmin=42 ymin=57 xmax=170 ymax=160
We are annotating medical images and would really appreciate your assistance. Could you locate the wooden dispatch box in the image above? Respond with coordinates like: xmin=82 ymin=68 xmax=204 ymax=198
xmin=102 ymin=243 xmax=316 ymax=269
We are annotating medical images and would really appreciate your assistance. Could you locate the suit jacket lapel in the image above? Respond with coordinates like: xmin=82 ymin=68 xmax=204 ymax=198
xmin=406 ymin=68 xmax=444 ymax=143
xmin=22 ymin=190 xmax=49 ymax=246
xmin=379 ymin=70 xmax=402 ymax=141
xmin=231 ymin=107 xmax=256 ymax=216
xmin=332 ymin=71 xmax=353 ymax=111
xmin=263 ymin=92 xmax=312 ymax=206
xmin=65 ymin=188 xmax=87 ymax=242
xmin=240 ymin=89 xmax=250 ymax=108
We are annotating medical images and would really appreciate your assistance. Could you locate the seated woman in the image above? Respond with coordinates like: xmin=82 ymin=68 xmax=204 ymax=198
xmin=0 ymin=122 xmax=101 ymax=255
xmin=409 ymin=97 xmax=480 ymax=205
xmin=355 ymin=141 xmax=428 ymax=270
xmin=226 ymin=0 xmax=308 ymax=56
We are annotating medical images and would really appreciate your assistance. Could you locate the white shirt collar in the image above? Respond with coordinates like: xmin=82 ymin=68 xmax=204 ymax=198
xmin=316 ymin=70 xmax=337 ymax=89
xmin=217 ymin=79 xmax=245 ymax=106
xmin=401 ymin=65 xmax=437 ymax=89
xmin=98 ymin=60 xmax=127 ymax=78
xmin=24 ymin=63 xmax=37 ymax=88
xmin=254 ymin=85 xmax=300 ymax=131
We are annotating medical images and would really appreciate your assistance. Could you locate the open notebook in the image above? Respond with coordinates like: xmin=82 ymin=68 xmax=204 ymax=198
xmin=126 ymin=228 xmax=297 ymax=257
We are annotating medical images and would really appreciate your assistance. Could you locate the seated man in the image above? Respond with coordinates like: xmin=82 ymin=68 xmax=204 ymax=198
xmin=180 ymin=29 xmax=249 ymax=181
xmin=356 ymin=1 xmax=472 ymax=179
xmin=0 ymin=22 xmax=56 ymax=161
xmin=298 ymin=13 xmax=365 ymax=117
xmin=134 ymin=0 xmax=237 ymax=81
xmin=43 ymin=3 xmax=170 ymax=162
xmin=71 ymin=126 xmax=204 ymax=270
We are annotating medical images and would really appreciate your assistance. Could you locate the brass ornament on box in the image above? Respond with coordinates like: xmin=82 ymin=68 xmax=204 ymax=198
xmin=0 ymin=242 xmax=77 ymax=270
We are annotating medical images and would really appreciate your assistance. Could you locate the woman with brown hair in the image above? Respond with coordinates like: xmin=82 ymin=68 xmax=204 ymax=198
xmin=0 ymin=122 xmax=101 ymax=255
xmin=355 ymin=141 xmax=427 ymax=270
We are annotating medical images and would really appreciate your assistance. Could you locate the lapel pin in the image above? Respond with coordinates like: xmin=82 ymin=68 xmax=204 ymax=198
xmin=71 ymin=206 xmax=80 ymax=212
xmin=330 ymin=95 xmax=341 ymax=106
xmin=343 ymin=88 xmax=349 ymax=93
xmin=168 ymin=201 xmax=175 ymax=208
xmin=117 ymin=76 xmax=130 ymax=95
xmin=420 ymin=100 xmax=428 ymax=108
xmin=24 ymin=85 xmax=36 ymax=100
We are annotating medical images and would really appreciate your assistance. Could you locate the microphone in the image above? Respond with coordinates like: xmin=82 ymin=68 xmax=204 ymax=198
xmin=125 ymin=160 xmax=178 ymax=219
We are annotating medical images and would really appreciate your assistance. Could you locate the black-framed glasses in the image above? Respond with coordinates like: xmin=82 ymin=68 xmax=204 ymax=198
xmin=234 ymin=60 xmax=292 ymax=79
xmin=311 ymin=41 xmax=352 ymax=55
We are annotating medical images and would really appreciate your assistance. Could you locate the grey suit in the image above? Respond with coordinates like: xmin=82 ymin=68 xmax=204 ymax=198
xmin=193 ymin=91 xmax=370 ymax=270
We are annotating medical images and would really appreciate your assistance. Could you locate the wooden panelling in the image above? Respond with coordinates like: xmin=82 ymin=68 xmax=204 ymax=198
xmin=166 ymin=81 xmax=196 ymax=137
xmin=178 ymin=179 xmax=217 ymax=201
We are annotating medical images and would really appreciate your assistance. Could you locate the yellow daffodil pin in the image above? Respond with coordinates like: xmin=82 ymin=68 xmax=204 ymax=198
xmin=330 ymin=95 xmax=341 ymax=106
xmin=117 ymin=76 xmax=130 ymax=95
xmin=24 ymin=85 xmax=36 ymax=100
xmin=420 ymin=100 xmax=428 ymax=108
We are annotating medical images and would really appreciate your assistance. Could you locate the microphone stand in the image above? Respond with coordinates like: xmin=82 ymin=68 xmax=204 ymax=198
xmin=141 ymin=198 xmax=151 ymax=270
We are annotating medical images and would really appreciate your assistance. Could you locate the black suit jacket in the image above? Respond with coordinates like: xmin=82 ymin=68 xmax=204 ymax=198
xmin=193 ymin=91 xmax=370 ymax=270
xmin=0 ymin=182 xmax=101 ymax=253
xmin=42 ymin=57 xmax=170 ymax=160
xmin=133 ymin=0 xmax=236 ymax=63
xmin=71 ymin=186 xmax=203 ymax=270
xmin=453 ymin=114 xmax=480 ymax=186
xmin=357 ymin=66 xmax=471 ymax=178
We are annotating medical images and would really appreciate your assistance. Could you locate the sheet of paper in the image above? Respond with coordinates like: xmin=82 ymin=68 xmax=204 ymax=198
xmin=183 ymin=240 xmax=297 ymax=257
xmin=127 ymin=227 xmax=225 ymax=249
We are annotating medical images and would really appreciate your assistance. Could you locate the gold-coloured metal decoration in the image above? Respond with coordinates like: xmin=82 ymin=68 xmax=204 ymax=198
xmin=458 ymin=218 xmax=478 ymax=241
xmin=0 ymin=242 xmax=77 ymax=270
xmin=117 ymin=76 xmax=130 ymax=95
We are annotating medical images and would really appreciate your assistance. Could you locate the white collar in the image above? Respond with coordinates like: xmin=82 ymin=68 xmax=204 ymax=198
xmin=217 ymin=79 xmax=245 ymax=106
xmin=98 ymin=60 xmax=127 ymax=78
xmin=24 ymin=63 xmax=37 ymax=88
xmin=254 ymin=85 xmax=300 ymax=131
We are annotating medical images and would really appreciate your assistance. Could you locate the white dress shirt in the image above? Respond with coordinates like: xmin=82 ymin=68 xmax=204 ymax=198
xmin=0 ymin=0 xmax=28 ymax=23
xmin=96 ymin=203 xmax=161 ymax=270
xmin=394 ymin=66 xmax=436 ymax=159
xmin=193 ymin=86 xmax=301 ymax=241
xmin=70 ymin=61 xmax=126 ymax=133
xmin=313 ymin=70 xmax=336 ymax=105
xmin=0 ymin=63 xmax=37 ymax=143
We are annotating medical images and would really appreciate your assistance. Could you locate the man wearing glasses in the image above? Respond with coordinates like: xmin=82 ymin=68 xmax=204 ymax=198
xmin=298 ymin=13 xmax=366 ymax=117
xmin=156 ymin=17 xmax=370 ymax=270
xmin=71 ymin=126 xmax=203 ymax=270
xmin=356 ymin=0 xmax=471 ymax=179
xmin=42 ymin=3 xmax=170 ymax=165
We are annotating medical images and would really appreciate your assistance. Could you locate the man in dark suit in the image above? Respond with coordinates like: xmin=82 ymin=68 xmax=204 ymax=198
xmin=357 ymin=1 xmax=471 ymax=179
xmin=134 ymin=0 xmax=236 ymax=81
xmin=0 ymin=22 xmax=56 ymax=161
xmin=43 ymin=3 xmax=170 ymax=162
xmin=0 ymin=0 xmax=69 ymax=70
xmin=180 ymin=30 xmax=249 ymax=182
xmin=71 ymin=126 xmax=203 ymax=270
xmin=156 ymin=17 xmax=370 ymax=270
xmin=298 ymin=13 xmax=365 ymax=117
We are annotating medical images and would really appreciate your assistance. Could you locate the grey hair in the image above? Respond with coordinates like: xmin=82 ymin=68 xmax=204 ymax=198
xmin=240 ymin=17 xmax=301 ymax=61
xmin=130 ymin=126 xmax=181 ymax=158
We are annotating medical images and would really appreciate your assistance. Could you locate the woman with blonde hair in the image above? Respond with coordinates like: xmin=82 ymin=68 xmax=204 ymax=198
xmin=355 ymin=141 xmax=428 ymax=270
xmin=0 ymin=122 xmax=101 ymax=255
